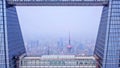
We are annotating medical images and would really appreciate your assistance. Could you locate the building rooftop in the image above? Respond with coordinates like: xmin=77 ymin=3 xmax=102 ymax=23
xmin=22 ymin=55 xmax=95 ymax=60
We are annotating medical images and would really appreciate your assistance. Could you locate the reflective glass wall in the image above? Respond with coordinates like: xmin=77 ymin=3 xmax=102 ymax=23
xmin=104 ymin=0 xmax=120 ymax=68
xmin=0 ymin=0 xmax=8 ymax=68
xmin=0 ymin=1 xmax=26 ymax=68
xmin=94 ymin=6 xmax=109 ymax=68
xmin=6 ymin=6 xmax=26 ymax=68
xmin=94 ymin=0 xmax=120 ymax=68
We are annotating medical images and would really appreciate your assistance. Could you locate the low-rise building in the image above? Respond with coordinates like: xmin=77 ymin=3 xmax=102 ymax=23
xmin=19 ymin=55 xmax=96 ymax=68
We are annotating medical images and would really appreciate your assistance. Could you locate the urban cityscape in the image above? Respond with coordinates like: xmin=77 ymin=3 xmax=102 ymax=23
xmin=25 ymin=39 xmax=95 ymax=56
xmin=0 ymin=0 xmax=120 ymax=68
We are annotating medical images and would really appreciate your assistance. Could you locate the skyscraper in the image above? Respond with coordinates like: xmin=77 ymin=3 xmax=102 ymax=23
xmin=66 ymin=32 xmax=72 ymax=54
xmin=1 ymin=0 xmax=120 ymax=68
xmin=0 ymin=0 xmax=26 ymax=68
xmin=94 ymin=0 xmax=120 ymax=68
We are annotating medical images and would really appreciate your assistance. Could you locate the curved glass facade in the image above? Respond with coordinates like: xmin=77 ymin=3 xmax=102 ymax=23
xmin=0 ymin=1 xmax=26 ymax=68
xmin=6 ymin=6 xmax=26 ymax=68
xmin=0 ymin=0 xmax=120 ymax=68
xmin=94 ymin=0 xmax=120 ymax=68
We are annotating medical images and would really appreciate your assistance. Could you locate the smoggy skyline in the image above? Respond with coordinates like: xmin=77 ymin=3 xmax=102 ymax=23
xmin=16 ymin=6 xmax=103 ymax=42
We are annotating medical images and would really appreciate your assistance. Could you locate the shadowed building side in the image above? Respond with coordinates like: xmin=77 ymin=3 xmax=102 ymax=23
xmin=0 ymin=0 xmax=120 ymax=68
xmin=94 ymin=6 xmax=109 ymax=68
xmin=6 ymin=6 xmax=26 ymax=68
xmin=0 ymin=0 xmax=26 ymax=67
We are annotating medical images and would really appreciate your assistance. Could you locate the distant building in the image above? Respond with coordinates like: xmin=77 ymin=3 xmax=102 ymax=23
xmin=19 ymin=55 xmax=96 ymax=68
xmin=66 ymin=33 xmax=73 ymax=54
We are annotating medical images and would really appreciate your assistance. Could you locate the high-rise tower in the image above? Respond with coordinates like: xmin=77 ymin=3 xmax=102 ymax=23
xmin=1 ymin=0 xmax=120 ymax=68
xmin=67 ymin=32 xmax=72 ymax=54
xmin=0 ymin=0 xmax=26 ymax=68
xmin=94 ymin=0 xmax=120 ymax=67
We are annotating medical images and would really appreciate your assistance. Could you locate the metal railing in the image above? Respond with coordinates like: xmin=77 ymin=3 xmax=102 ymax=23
xmin=7 ymin=0 xmax=108 ymax=6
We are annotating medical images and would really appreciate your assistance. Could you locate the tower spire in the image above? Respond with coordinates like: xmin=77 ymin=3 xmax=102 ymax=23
xmin=69 ymin=32 xmax=71 ymax=45
xmin=67 ymin=32 xmax=72 ymax=54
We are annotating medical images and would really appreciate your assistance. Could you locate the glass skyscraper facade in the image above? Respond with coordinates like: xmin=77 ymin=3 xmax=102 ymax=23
xmin=1 ymin=0 xmax=120 ymax=68
xmin=6 ymin=6 xmax=26 ymax=68
xmin=0 ymin=0 xmax=26 ymax=68
xmin=94 ymin=0 xmax=120 ymax=68
xmin=0 ymin=0 xmax=8 ymax=68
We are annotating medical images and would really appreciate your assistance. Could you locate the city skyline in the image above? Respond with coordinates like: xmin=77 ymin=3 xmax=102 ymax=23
xmin=16 ymin=6 xmax=102 ymax=57
xmin=1 ymin=0 xmax=120 ymax=68
xmin=25 ymin=39 xmax=95 ymax=56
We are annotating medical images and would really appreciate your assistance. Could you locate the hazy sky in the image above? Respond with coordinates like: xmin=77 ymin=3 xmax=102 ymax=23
xmin=16 ymin=6 xmax=103 ymax=41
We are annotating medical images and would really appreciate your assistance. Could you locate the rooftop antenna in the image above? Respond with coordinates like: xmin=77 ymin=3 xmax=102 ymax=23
xmin=69 ymin=32 xmax=71 ymax=45
xmin=67 ymin=32 xmax=72 ymax=54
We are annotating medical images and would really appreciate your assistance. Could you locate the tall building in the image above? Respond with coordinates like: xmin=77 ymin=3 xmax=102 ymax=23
xmin=57 ymin=38 xmax=64 ymax=54
xmin=66 ymin=33 xmax=72 ymax=54
xmin=94 ymin=0 xmax=120 ymax=68
xmin=0 ymin=1 xmax=26 ymax=68
xmin=1 ymin=0 xmax=120 ymax=68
